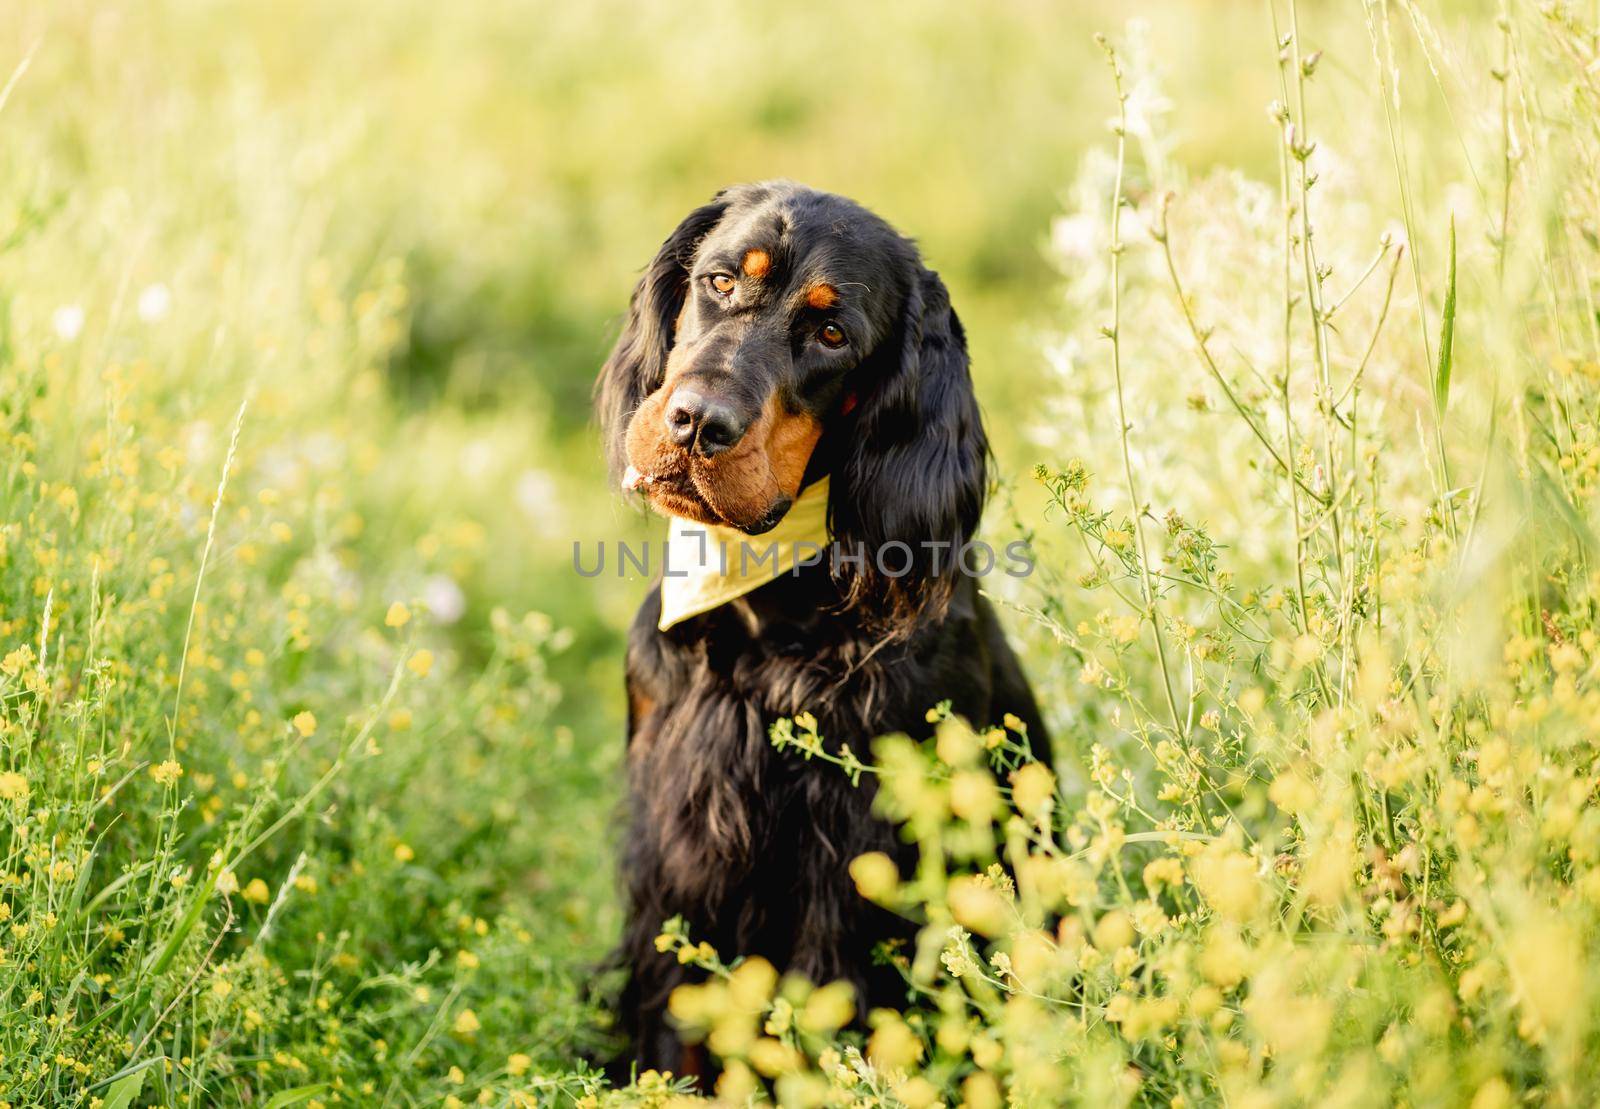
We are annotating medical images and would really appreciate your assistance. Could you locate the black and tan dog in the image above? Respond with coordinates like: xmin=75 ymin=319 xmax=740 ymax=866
xmin=596 ymin=180 xmax=1049 ymax=1073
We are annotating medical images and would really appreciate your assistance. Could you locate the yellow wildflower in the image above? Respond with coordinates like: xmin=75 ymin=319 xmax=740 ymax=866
xmin=850 ymin=852 xmax=899 ymax=902
xmin=867 ymin=1011 xmax=922 ymax=1071
xmin=1191 ymin=840 xmax=1265 ymax=922
xmin=798 ymin=981 xmax=856 ymax=1034
xmin=1011 ymin=763 xmax=1057 ymax=819
xmin=1268 ymin=769 xmax=1317 ymax=814
xmin=407 ymin=649 xmax=434 ymax=678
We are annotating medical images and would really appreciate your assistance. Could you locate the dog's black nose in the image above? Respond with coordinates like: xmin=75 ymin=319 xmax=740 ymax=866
xmin=665 ymin=388 xmax=746 ymax=457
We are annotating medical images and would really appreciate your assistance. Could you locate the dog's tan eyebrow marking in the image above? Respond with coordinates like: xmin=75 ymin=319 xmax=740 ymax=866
xmin=805 ymin=283 xmax=839 ymax=310
xmin=741 ymin=249 xmax=771 ymax=278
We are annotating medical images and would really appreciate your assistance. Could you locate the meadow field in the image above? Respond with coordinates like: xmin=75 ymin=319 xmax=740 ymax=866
xmin=3 ymin=0 xmax=1600 ymax=1104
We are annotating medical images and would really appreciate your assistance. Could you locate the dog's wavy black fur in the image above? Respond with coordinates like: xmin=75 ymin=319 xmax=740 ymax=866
xmin=596 ymin=181 xmax=1049 ymax=1075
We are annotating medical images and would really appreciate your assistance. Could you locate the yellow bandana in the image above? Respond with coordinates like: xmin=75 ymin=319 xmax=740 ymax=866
xmin=658 ymin=477 xmax=833 ymax=631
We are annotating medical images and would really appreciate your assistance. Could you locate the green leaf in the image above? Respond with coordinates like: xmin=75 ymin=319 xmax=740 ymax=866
xmin=145 ymin=867 xmax=219 ymax=977
xmin=264 ymin=1084 xmax=329 ymax=1109
xmin=100 ymin=1064 xmax=150 ymax=1109
xmin=1434 ymin=215 xmax=1457 ymax=415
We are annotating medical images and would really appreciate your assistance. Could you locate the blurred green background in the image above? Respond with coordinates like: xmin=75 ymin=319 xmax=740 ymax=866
xmin=10 ymin=0 xmax=1594 ymax=1096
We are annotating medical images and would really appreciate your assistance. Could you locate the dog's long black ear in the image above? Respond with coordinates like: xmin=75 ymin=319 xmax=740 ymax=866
xmin=595 ymin=197 xmax=729 ymax=479
xmin=831 ymin=266 xmax=988 ymax=634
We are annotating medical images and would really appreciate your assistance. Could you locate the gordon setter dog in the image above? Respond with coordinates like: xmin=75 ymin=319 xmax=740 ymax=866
xmin=596 ymin=180 xmax=1049 ymax=1073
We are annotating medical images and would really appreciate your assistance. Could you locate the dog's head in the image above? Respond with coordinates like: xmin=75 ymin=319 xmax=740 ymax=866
xmin=597 ymin=180 xmax=987 ymax=628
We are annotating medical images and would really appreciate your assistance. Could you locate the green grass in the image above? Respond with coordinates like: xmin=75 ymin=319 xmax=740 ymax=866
xmin=3 ymin=0 xmax=1600 ymax=1105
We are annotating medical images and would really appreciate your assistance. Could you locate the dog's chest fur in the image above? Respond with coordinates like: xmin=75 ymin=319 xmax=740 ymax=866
xmin=611 ymin=566 xmax=1046 ymax=1069
xmin=625 ymin=586 xmax=908 ymax=911
xmin=618 ymin=571 xmax=1001 ymax=971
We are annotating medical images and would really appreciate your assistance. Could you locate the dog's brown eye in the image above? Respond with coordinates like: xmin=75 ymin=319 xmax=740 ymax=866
xmin=709 ymin=274 xmax=736 ymax=296
xmin=818 ymin=323 xmax=846 ymax=348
